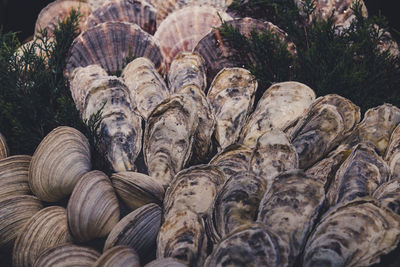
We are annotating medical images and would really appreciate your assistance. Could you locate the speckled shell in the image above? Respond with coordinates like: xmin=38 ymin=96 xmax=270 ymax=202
xmin=144 ymin=258 xmax=186 ymax=267
xmin=386 ymin=124 xmax=400 ymax=179
xmin=144 ymin=95 xmax=198 ymax=188
xmin=29 ymin=126 xmax=91 ymax=202
xmin=290 ymin=94 xmax=360 ymax=169
xmin=326 ymin=143 xmax=390 ymax=206
xmin=205 ymin=223 xmax=289 ymax=267
xmin=33 ymin=244 xmax=100 ymax=267
xmin=111 ymin=171 xmax=164 ymax=211
xmin=93 ymin=246 xmax=140 ymax=267
xmin=121 ymin=57 xmax=170 ymax=120
xmin=0 ymin=195 xmax=43 ymax=248
xmin=0 ymin=132 xmax=8 ymax=160
xmin=12 ymin=206 xmax=73 ymax=267
xmin=66 ymin=21 xmax=164 ymax=78
xmin=303 ymin=198 xmax=400 ymax=267
xmin=257 ymin=170 xmax=325 ymax=265
xmin=86 ymin=0 xmax=157 ymax=35
xmin=154 ymin=6 xmax=232 ymax=68
xmin=241 ymin=81 xmax=316 ymax=148
xmin=0 ymin=155 xmax=32 ymax=199
xmin=209 ymin=144 xmax=252 ymax=178
xmin=207 ymin=68 xmax=257 ymax=150
xmin=87 ymin=0 xmax=111 ymax=11
xmin=373 ymin=179 xmax=400 ymax=215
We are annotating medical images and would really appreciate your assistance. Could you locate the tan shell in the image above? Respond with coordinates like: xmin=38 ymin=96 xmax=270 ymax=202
xmin=33 ymin=244 xmax=100 ymax=267
xmin=303 ymin=198 xmax=400 ymax=267
xmin=0 ymin=132 xmax=9 ymax=160
xmin=0 ymin=155 xmax=32 ymax=199
xmin=111 ymin=171 xmax=164 ymax=211
xmin=121 ymin=57 xmax=170 ymax=120
xmin=0 ymin=195 xmax=43 ymax=248
xmin=241 ymin=81 xmax=316 ymax=148
xmin=144 ymin=258 xmax=186 ymax=267
xmin=385 ymin=120 xmax=400 ymax=179
xmin=93 ymin=245 xmax=140 ymax=267
xmin=373 ymin=179 xmax=400 ymax=215
xmin=29 ymin=126 xmax=91 ymax=202
xmin=86 ymin=0 xmax=157 ymax=35
xmin=87 ymin=0 xmax=109 ymax=10
xmin=207 ymin=68 xmax=257 ymax=150
xmin=377 ymin=25 xmax=400 ymax=57
xmin=209 ymin=144 xmax=252 ymax=178
xmin=12 ymin=206 xmax=73 ymax=267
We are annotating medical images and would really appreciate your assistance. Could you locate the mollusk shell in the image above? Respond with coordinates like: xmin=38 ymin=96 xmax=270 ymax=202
xmin=0 ymin=155 xmax=32 ymax=199
xmin=385 ymin=124 xmax=400 ymax=179
xmin=87 ymin=0 xmax=111 ymax=11
xmin=93 ymin=246 xmax=141 ymax=267
xmin=144 ymin=258 xmax=186 ymax=267
xmin=209 ymin=144 xmax=252 ymax=178
xmin=0 ymin=132 xmax=8 ymax=160
xmin=373 ymin=179 xmax=400 ymax=215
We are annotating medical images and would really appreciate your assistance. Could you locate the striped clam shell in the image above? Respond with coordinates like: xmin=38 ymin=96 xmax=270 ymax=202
xmin=144 ymin=258 xmax=186 ymax=267
xmin=93 ymin=246 xmax=140 ymax=267
xmin=385 ymin=124 xmax=400 ymax=179
xmin=0 ymin=132 xmax=9 ymax=160
xmin=373 ymin=179 xmax=400 ymax=215
xmin=209 ymin=144 xmax=252 ymax=178
xmin=0 ymin=155 xmax=32 ymax=200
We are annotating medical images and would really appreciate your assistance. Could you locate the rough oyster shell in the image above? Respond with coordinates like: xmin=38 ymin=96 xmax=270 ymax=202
xmin=0 ymin=132 xmax=8 ymax=160
xmin=385 ymin=123 xmax=400 ymax=179
xmin=373 ymin=179 xmax=400 ymax=215
xmin=0 ymin=155 xmax=32 ymax=199
xmin=209 ymin=144 xmax=252 ymax=178
xmin=93 ymin=246 xmax=140 ymax=267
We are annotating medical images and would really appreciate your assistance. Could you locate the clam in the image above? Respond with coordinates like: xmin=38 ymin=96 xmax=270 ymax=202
xmin=207 ymin=67 xmax=257 ymax=150
xmin=385 ymin=123 xmax=400 ymax=179
xmin=373 ymin=179 xmax=400 ymax=215
xmin=29 ymin=126 xmax=91 ymax=202
xmin=93 ymin=246 xmax=140 ymax=267
xmin=0 ymin=132 xmax=8 ymax=160
xmin=209 ymin=144 xmax=252 ymax=178
xmin=145 ymin=258 xmax=186 ymax=267
xmin=0 ymin=155 xmax=32 ymax=199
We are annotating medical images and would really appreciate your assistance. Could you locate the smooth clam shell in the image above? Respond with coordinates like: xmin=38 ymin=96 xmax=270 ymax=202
xmin=373 ymin=179 xmax=400 ymax=215
xmin=209 ymin=144 xmax=252 ymax=178
xmin=33 ymin=244 xmax=100 ymax=267
xmin=86 ymin=0 xmax=157 ymax=35
xmin=0 ymin=155 xmax=32 ymax=199
xmin=111 ymin=171 xmax=164 ymax=211
xmin=207 ymin=67 xmax=257 ymax=150
xmin=0 ymin=195 xmax=43 ymax=248
xmin=0 ymin=132 xmax=8 ymax=160
xmin=303 ymin=198 xmax=400 ymax=267
xmin=385 ymin=124 xmax=400 ymax=179
xmin=12 ymin=206 xmax=73 ymax=267
xmin=29 ymin=126 xmax=91 ymax=202
xmin=93 ymin=245 xmax=140 ymax=267
xmin=144 ymin=258 xmax=186 ymax=267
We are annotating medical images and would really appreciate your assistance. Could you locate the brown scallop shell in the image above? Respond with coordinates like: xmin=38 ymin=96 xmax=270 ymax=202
xmin=93 ymin=245 xmax=140 ymax=267
xmin=0 ymin=155 xmax=32 ymax=200
xmin=0 ymin=132 xmax=9 ymax=160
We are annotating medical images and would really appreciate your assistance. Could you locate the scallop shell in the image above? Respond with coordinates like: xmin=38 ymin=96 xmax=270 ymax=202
xmin=0 ymin=132 xmax=9 ymax=160
xmin=111 ymin=171 xmax=164 ymax=211
xmin=29 ymin=126 xmax=91 ymax=202
xmin=240 ymin=81 xmax=316 ymax=148
xmin=86 ymin=0 xmax=157 ymax=35
xmin=154 ymin=6 xmax=232 ymax=68
xmin=209 ymin=144 xmax=252 ymax=178
xmin=373 ymin=179 xmax=400 ymax=215
xmin=0 ymin=155 xmax=32 ymax=200
xmin=144 ymin=258 xmax=186 ymax=267
xmin=386 ymin=124 xmax=400 ymax=179
xmin=12 ymin=206 xmax=73 ymax=267
xmin=93 ymin=246 xmax=140 ymax=267
xmin=33 ymin=244 xmax=100 ymax=267
xmin=257 ymin=170 xmax=325 ymax=265
xmin=66 ymin=21 xmax=164 ymax=78
xmin=207 ymin=67 xmax=257 ymax=150
xmin=303 ymin=197 xmax=400 ymax=267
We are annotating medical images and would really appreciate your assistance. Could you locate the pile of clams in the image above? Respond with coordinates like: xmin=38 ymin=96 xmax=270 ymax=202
xmin=2 ymin=0 xmax=400 ymax=266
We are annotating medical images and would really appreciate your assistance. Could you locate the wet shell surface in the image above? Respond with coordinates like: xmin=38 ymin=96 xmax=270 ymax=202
xmin=0 ymin=132 xmax=9 ymax=160
xmin=144 ymin=257 xmax=187 ymax=267
xmin=93 ymin=245 xmax=141 ymax=267
xmin=0 ymin=155 xmax=32 ymax=199
xmin=29 ymin=126 xmax=91 ymax=202
xmin=373 ymin=179 xmax=400 ymax=215
xmin=385 ymin=123 xmax=400 ymax=179
xmin=209 ymin=144 xmax=252 ymax=178
xmin=86 ymin=0 xmax=157 ymax=35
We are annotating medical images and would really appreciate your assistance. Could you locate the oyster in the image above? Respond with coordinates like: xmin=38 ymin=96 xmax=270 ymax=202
xmin=385 ymin=123 xmax=400 ymax=179
xmin=373 ymin=179 xmax=400 ymax=215
xmin=0 ymin=132 xmax=8 ymax=160
xmin=94 ymin=246 xmax=140 ymax=267
xmin=0 ymin=155 xmax=32 ymax=199
xmin=145 ymin=258 xmax=186 ymax=267
xmin=209 ymin=144 xmax=252 ymax=178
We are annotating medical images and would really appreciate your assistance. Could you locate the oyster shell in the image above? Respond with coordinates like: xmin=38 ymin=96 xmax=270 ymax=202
xmin=209 ymin=144 xmax=252 ymax=178
xmin=0 ymin=155 xmax=32 ymax=199
xmin=207 ymin=67 xmax=257 ymax=150
xmin=373 ymin=179 xmax=400 ymax=215
xmin=0 ymin=132 xmax=9 ymax=160
xmin=145 ymin=258 xmax=186 ymax=267
xmin=93 ymin=246 xmax=140 ymax=267
xmin=385 ymin=123 xmax=400 ymax=179
xmin=87 ymin=0 xmax=109 ymax=11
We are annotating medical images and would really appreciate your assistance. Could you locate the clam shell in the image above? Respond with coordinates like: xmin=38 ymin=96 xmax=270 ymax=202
xmin=0 ymin=155 xmax=32 ymax=199
xmin=207 ymin=67 xmax=257 ymax=150
xmin=326 ymin=143 xmax=390 ymax=206
xmin=303 ymin=198 xmax=400 ymax=267
xmin=144 ymin=258 xmax=186 ymax=267
xmin=257 ymin=170 xmax=325 ymax=265
xmin=373 ymin=179 xmax=400 ymax=215
xmin=86 ymin=0 xmax=157 ymax=35
xmin=12 ymin=206 xmax=73 ymax=267
xmin=33 ymin=244 xmax=100 ymax=267
xmin=240 ymin=81 xmax=316 ymax=148
xmin=0 ymin=195 xmax=43 ymax=248
xmin=111 ymin=171 xmax=164 ymax=211
xmin=0 ymin=132 xmax=9 ymax=160
xmin=93 ymin=245 xmax=140 ymax=267
xmin=29 ymin=126 xmax=91 ymax=202
xmin=209 ymin=144 xmax=252 ymax=178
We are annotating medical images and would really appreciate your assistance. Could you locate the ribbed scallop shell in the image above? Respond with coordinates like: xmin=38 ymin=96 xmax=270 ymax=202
xmin=67 ymin=170 xmax=120 ymax=242
xmin=209 ymin=144 xmax=252 ymax=178
xmin=86 ymin=0 xmax=157 ymax=35
xmin=240 ymin=81 xmax=316 ymax=148
xmin=154 ymin=6 xmax=232 ymax=68
xmin=66 ymin=21 xmax=164 ymax=78
xmin=145 ymin=258 xmax=186 ymax=267
xmin=12 ymin=206 xmax=73 ymax=267
xmin=33 ymin=244 xmax=100 ymax=267
xmin=208 ymin=68 xmax=257 ymax=150
xmin=93 ymin=246 xmax=140 ymax=267
xmin=0 ymin=195 xmax=43 ymax=248
xmin=0 ymin=132 xmax=8 ymax=160
xmin=0 ymin=155 xmax=31 ymax=199
xmin=29 ymin=126 xmax=91 ymax=202
xmin=385 ymin=124 xmax=400 ymax=179
xmin=373 ymin=179 xmax=400 ymax=215
xmin=111 ymin=171 xmax=164 ymax=211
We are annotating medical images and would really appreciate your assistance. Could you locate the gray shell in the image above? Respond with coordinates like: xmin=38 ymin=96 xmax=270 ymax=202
xmin=0 ymin=155 xmax=32 ymax=199
xmin=93 ymin=246 xmax=140 ymax=267
xmin=373 ymin=179 xmax=400 ymax=215
xmin=145 ymin=257 xmax=186 ymax=267
xmin=385 ymin=123 xmax=400 ymax=179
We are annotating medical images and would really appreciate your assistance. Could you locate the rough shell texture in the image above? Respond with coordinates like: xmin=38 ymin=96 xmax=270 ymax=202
xmin=208 ymin=67 xmax=257 ymax=150
xmin=12 ymin=206 xmax=73 ymax=267
xmin=29 ymin=126 xmax=91 ymax=202
xmin=93 ymin=245 xmax=140 ymax=267
xmin=373 ymin=179 xmax=400 ymax=215
xmin=0 ymin=132 xmax=9 ymax=160
xmin=87 ymin=0 xmax=109 ymax=10
xmin=385 ymin=124 xmax=400 ymax=179
xmin=303 ymin=198 xmax=400 ymax=267
xmin=144 ymin=257 xmax=186 ymax=267
xmin=209 ymin=144 xmax=252 ymax=178
xmin=86 ymin=0 xmax=157 ymax=35
xmin=0 ymin=155 xmax=32 ymax=199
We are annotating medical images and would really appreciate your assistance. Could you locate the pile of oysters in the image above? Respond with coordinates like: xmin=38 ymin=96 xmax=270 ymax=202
xmin=1 ymin=0 xmax=400 ymax=266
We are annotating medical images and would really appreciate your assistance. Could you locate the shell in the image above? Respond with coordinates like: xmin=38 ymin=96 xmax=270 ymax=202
xmin=207 ymin=67 xmax=257 ymax=150
xmin=144 ymin=258 xmax=186 ymax=267
xmin=373 ymin=179 xmax=400 ymax=215
xmin=168 ymin=52 xmax=207 ymax=93
xmin=385 ymin=119 xmax=400 ymax=180
xmin=240 ymin=81 xmax=316 ymax=148
xmin=377 ymin=25 xmax=400 ymax=57
xmin=33 ymin=244 xmax=100 ymax=267
xmin=12 ymin=206 xmax=73 ymax=267
xmin=87 ymin=0 xmax=109 ymax=10
xmin=257 ymin=170 xmax=325 ymax=265
xmin=290 ymin=94 xmax=360 ymax=169
xmin=0 ymin=155 xmax=32 ymax=199
xmin=86 ymin=0 xmax=157 ymax=35
xmin=326 ymin=143 xmax=390 ymax=206
xmin=121 ymin=57 xmax=170 ymax=120
xmin=154 ymin=6 xmax=232 ymax=68
xmin=111 ymin=171 xmax=164 ymax=211
xmin=67 ymin=170 xmax=120 ymax=242
xmin=209 ymin=144 xmax=252 ymax=178
xmin=0 ymin=195 xmax=43 ymax=248
xmin=93 ymin=246 xmax=140 ymax=267
xmin=29 ymin=126 xmax=91 ymax=202
xmin=144 ymin=94 xmax=198 ymax=188
xmin=66 ymin=21 xmax=164 ymax=78
xmin=0 ymin=132 xmax=9 ymax=160
xmin=303 ymin=198 xmax=400 ymax=267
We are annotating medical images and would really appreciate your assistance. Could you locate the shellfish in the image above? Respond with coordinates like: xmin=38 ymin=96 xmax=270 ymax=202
xmin=93 ymin=246 xmax=141 ymax=267
xmin=0 ymin=155 xmax=32 ymax=199
xmin=0 ymin=132 xmax=9 ymax=160
xmin=209 ymin=144 xmax=252 ymax=178
xmin=373 ymin=179 xmax=400 ymax=215
xmin=385 ymin=118 xmax=400 ymax=179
